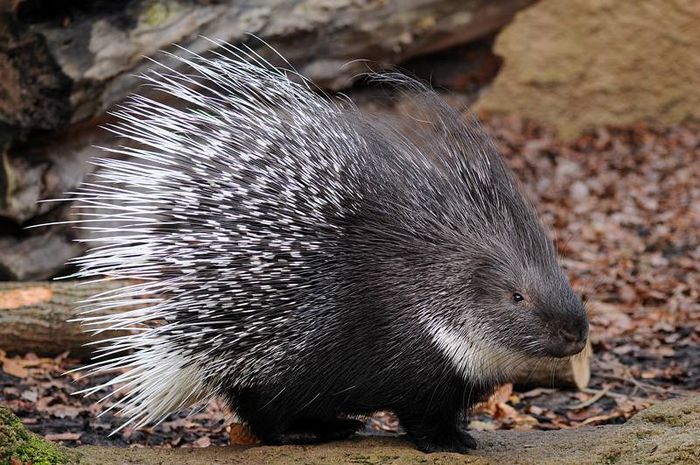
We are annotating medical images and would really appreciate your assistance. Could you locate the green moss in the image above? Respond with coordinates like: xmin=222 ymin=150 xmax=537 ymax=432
xmin=662 ymin=445 xmax=700 ymax=463
xmin=346 ymin=454 xmax=376 ymax=465
xmin=600 ymin=450 xmax=621 ymax=464
xmin=0 ymin=405 xmax=75 ymax=465
xmin=140 ymin=1 xmax=169 ymax=27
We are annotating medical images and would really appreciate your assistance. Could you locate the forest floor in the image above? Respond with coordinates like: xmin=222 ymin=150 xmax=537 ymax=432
xmin=0 ymin=116 xmax=698 ymax=449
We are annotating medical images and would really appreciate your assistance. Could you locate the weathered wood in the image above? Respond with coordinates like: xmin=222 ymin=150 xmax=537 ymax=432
xmin=0 ymin=280 xmax=134 ymax=358
xmin=512 ymin=340 xmax=592 ymax=390
xmin=0 ymin=0 xmax=535 ymax=135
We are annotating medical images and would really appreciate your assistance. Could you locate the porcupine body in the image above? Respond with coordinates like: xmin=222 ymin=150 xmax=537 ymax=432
xmin=71 ymin=42 xmax=588 ymax=453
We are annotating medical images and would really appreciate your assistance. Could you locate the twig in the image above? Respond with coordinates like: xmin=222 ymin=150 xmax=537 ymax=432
xmin=566 ymin=386 xmax=610 ymax=410
xmin=580 ymin=413 xmax=621 ymax=425
xmin=596 ymin=372 xmax=668 ymax=394
xmin=581 ymin=387 xmax=660 ymax=404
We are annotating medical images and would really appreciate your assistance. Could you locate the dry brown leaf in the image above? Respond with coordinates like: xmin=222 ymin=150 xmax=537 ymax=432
xmin=46 ymin=404 xmax=82 ymax=419
xmin=192 ymin=436 xmax=212 ymax=448
xmin=229 ymin=423 xmax=260 ymax=445
xmin=1 ymin=358 xmax=29 ymax=378
xmin=45 ymin=432 xmax=81 ymax=442
xmin=580 ymin=413 xmax=621 ymax=425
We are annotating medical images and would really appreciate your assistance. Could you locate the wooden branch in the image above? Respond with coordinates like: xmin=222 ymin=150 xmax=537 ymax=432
xmin=0 ymin=280 xmax=133 ymax=358
xmin=512 ymin=340 xmax=593 ymax=390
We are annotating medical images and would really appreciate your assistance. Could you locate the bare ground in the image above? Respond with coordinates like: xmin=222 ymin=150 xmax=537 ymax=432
xmin=58 ymin=395 xmax=700 ymax=464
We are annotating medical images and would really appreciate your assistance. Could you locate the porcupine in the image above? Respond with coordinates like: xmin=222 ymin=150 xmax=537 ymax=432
xmin=68 ymin=41 xmax=589 ymax=453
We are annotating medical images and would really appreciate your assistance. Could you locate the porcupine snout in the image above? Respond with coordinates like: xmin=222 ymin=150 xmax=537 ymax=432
xmin=538 ymin=290 xmax=588 ymax=358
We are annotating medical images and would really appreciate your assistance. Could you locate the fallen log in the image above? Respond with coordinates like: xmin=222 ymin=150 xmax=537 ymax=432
xmin=0 ymin=281 xmax=132 ymax=358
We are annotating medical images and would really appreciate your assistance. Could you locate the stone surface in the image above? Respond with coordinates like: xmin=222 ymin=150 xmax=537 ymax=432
xmin=1 ymin=372 xmax=698 ymax=464
xmin=0 ymin=229 xmax=81 ymax=280
xmin=0 ymin=0 xmax=536 ymax=279
xmin=0 ymin=118 xmax=104 ymax=223
xmin=68 ymin=395 xmax=700 ymax=464
xmin=476 ymin=0 xmax=700 ymax=138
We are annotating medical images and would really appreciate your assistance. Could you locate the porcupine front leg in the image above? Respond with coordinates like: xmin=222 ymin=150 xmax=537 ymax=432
xmin=397 ymin=406 xmax=476 ymax=453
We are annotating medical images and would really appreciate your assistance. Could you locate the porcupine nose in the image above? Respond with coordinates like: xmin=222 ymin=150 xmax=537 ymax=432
xmin=549 ymin=316 xmax=588 ymax=358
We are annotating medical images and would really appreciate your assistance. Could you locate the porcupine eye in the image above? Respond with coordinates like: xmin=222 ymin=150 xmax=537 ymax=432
xmin=512 ymin=293 xmax=524 ymax=303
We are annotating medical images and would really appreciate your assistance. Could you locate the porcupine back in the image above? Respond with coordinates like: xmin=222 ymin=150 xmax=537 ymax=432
xmin=68 ymin=41 xmax=541 ymax=432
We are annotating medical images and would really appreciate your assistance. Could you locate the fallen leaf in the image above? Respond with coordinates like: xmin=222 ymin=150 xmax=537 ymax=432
xmin=229 ymin=423 xmax=260 ymax=445
xmin=192 ymin=436 xmax=211 ymax=448
xmin=45 ymin=432 xmax=81 ymax=442
xmin=1 ymin=358 xmax=29 ymax=378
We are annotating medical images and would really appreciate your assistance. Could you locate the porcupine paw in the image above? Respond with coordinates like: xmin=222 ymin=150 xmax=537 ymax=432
xmin=411 ymin=427 xmax=477 ymax=454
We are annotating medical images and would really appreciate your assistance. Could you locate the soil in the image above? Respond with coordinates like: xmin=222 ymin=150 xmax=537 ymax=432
xmin=4 ymin=395 xmax=696 ymax=464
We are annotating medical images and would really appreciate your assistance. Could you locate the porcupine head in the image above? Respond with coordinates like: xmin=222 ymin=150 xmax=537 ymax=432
xmin=65 ymin=40 xmax=589 ymax=453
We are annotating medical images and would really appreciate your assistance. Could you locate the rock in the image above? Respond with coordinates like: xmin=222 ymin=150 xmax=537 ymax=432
xmin=476 ymin=0 xmax=700 ymax=138
xmin=0 ymin=230 xmax=81 ymax=280
xmin=0 ymin=119 xmax=105 ymax=223
xmin=399 ymin=35 xmax=503 ymax=94
xmin=1 ymin=0 xmax=535 ymax=136
xmin=0 ymin=0 xmax=537 ymax=281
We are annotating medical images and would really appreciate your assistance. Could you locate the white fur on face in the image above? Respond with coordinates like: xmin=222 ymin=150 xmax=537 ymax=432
xmin=425 ymin=320 xmax=522 ymax=385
